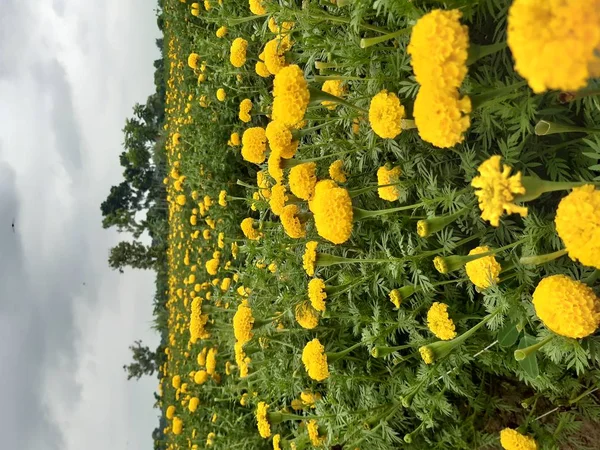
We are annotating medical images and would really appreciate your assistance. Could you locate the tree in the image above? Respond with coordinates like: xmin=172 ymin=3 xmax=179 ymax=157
xmin=109 ymin=240 xmax=160 ymax=272
xmin=123 ymin=340 xmax=157 ymax=380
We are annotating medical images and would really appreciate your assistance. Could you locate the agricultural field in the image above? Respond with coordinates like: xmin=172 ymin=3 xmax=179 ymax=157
xmin=144 ymin=1 xmax=600 ymax=449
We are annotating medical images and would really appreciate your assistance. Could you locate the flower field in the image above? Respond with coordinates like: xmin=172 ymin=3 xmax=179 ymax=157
xmin=153 ymin=1 xmax=600 ymax=449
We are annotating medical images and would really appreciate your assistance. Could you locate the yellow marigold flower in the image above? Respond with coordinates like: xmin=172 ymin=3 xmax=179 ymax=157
xmin=268 ymin=262 xmax=277 ymax=273
xmin=172 ymin=375 xmax=181 ymax=389
xmin=176 ymin=194 xmax=186 ymax=206
xmin=229 ymin=132 xmax=240 ymax=146
xmin=264 ymin=36 xmax=292 ymax=75
xmin=249 ymin=0 xmax=266 ymax=15
xmin=190 ymin=215 xmax=197 ymax=226
xmin=255 ymin=61 xmax=271 ymax=78
xmin=308 ymin=180 xmax=339 ymax=213
xmin=172 ymin=133 xmax=182 ymax=145
xmin=300 ymin=391 xmax=321 ymax=407
xmin=206 ymin=432 xmax=216 ymax=446
xmin=198 ymin=347 xmax=208 ymax=366
xmin=241 ymin=127 xmax=267 ymax=164
xmin=188 ymin=397 xmax=200 ymax=413
xmin=221 ymin=277 xmax=231 ymax=291
xmin=194 ymin=370 xmax=209 ymax=384
xmin=321 ymin=80 xmax=346 ymax=110
xmin=256 ymin=401 xmax=271 ymax=438
xmin=239 ymin=98 xmax=253 ymax=123
xmin=188 ymin=53 xmax=201 ymax=70
xmin=198 ymin=73 xmax=206 ymax=83
xmin=377 ymin=166 xmax=402 ymax=201
xmin=389 ymin=289 xmax=401 ymax=309
xmin=240 ymin=393 xmax=249 ymax=406
xmin=219 ymin=190 xmax=227 ymax=207
xmin=500 ymin=428 xmax=538 ymax=450
xmin=555 ymin=185 xmax=600 ymax=270
xmin=204 ymin=0 xmax=211 ymax=10
xmin=233 ymin=300 xmax=255 ymax=345
xmin=307 ymin=420 xmax=324 ymax=446
xmin=308 ymin=278 xmax=327 ymax=312
xmin=241 ymin=217 xmax=262 ymax=240
xmin=291 ymin=398 xmax=304 ymax=410
xmin=212 ymin=412 xmax=218 ymax=423
xmin=312 ymin=184 xmax=354 ymax=244
xmin=295 ymin=302 xmax=320 ymax=329
xmin=217 ymin=88 xmax=226 ymax=102
xmin=166 ymin=405 xmax=176 ymax=420
xmin=191 ymin=3 xmax=200 ymax=16
xmin=281 ymin=204 xmax=306 ymax=238
xmin=413 ymin=87 xmax=471 ymax=148
xmin=302 ymin=338 xmax=330 ymax=381
xmin=206 ymin=347 xmax=217 ymax=375
xmin=289 ymin=163 xmax=317 ymax=200
xmin=419 ymin=346 xmax=434 ymax=364
xmin=303 ymin=241 xmax=318 ymax=276
xmin=203 ymin=229 xmax=211 ymax=240
xmin=426 ymin=302 xmax=457 ymax=340
xmin=471 ymin=155 xmax=528 ymax=227
xmin=272 ymin=65 xmax=310 ymax=127
xmin=267 ymin=151 xmax=284 ymax=183
xmin=273 ymin=434 xmax=281 ymax=450
xmin=216 ymin=25 xmax=227 ymax=38
xmin=507 ymin=0 xmax=600 ymax=93
xmin=172 ymin=417 xmax=183 ymax=435
xmin=269 ymin=183 xmax=288 ymax=216
xmin=369 ymin=90 xmax=405 ymax=139
xmin=265 ymin=121 xmax=298 ymax=158
xmin=329 ymin=159 xmax=347 ymax=183
xmin=532 ymin=274 xmax=600 ymax=339
xmin=465 ymin=246 xmax=501 ymax=289
xmin=205 ymin=258 xmax=219 ymax=275
xmin=407 ymin=9 xmax=469 ymax=91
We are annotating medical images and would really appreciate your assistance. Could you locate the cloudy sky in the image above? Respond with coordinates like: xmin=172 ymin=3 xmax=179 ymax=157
xmin=0 ymin=0 xmax=162 ymax=448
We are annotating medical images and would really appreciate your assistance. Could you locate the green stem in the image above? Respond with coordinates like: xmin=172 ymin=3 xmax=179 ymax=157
xmin=304 ymin=12 xmax=389 ymax=34
xmin=466 ymin=42 xmax=508 ymax=65
xmin=516 ymin=177 xmax=587 ymax=202
xmin=353 ymin=202 xmax=425 ymax=220
xmin=470 ymin=81 xmax=527 ymax=109
xmin=360 ymin=28 xmax=410 ymax=49
xmin=308 ymin=86 xmax=368 ymax=113
xmin=558 ymin=88 xmax=600 ymax=104
xmin=535 ymin=120 xmax=600 ymax=136
xmin=514 ymin=334 xmax=554 ymax=361
xmin=327 ymin=341 xmax=364 ymax=363
xmin=519 ymin=249 xmax=567 ymax=266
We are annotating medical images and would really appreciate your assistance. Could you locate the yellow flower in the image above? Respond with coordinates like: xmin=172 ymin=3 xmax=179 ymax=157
xmin=239 ymin=98 xmax=253 ymax=123
xmin=255 ymin=61 xmax=271 ymax=78
xmin=329 ymin=159 xmax=347 ymax=183
xmin=377 ymin=165 xmax=402 ymax=201
xmin=499 ymin=428 xmax=538 ymax=450
xmin=368 ymin=90 xmax=405 ymax=139
xmin=407 ymin=9 xmax=469 ymax=92
xmin=300 ymin=391 xmax=321 ymax=407
xmin=229 ymin=132 xmax=240 ymax=146
xmin=216 ymin=88 xmax=226 ymax=101
xmin=555 ymin=185 xmax=600 ymax=270
xmin=268 ymin=151 xmax=284 ymax=183
xmin=241 ymin=217 xmax=262 ymax=240
xmin=188 ymin=397 xmax=200 ymax=413
xmin=197 ymin=347 xmax=208 ymax=366
xmin=507 ymin=0 xmax=600 ymax=93
xmin=321 ymin=80 xmax=346 ymax=109
xmin=281 ymin=204 xmax=306 ymax=238
xmin=295 ymin=302 xmax=320 ymax=329
xmin=465 ymin=246 xmax=501 ymax=289
xmin=532 ymin=274 xmax=600 ymax=338
xmin=241 ymin=127 xmax=267 ymax=164
xmin=233 ymin=300 xmax=255 ymax=345
xmin=240 ymin=393 xmax=249 ymax=406
xmin=172 ymin=375 xmax=181 ymax=389
xmin=471 ymin=155 xmax=528 ymax=227
xmin=230 ymin=37 xmax=248 ymax=67
xmin=206 ymin=347 xmax=217 ymax=375
xmin=302 ymin=338 xmax=329 ymax=381
xmin=272 ymin=65 xmax=310 ymax=127
xmin=172 ymin=133 xmax=182 ymax=145
xmin=413 ymin=86 xmax=471 ymax=148
xmin=268 ymin=262 xmax=277 ymax=273
xmin=303 ymin=241 xmax=318 ymax=276
xmin=188 ymin=53 xmax=201 ymax=69
xmin=203 ymin=0 xmax=211 ymax=10
xmin=219 ymin=190 xmax=228 ymax=207
xmin=176 ymin=194 xmax=186 ymax=206
xmin=216 ymin=25 xmax=227 ymax=38
xmin=273 ymin=434 xmax=281 ymax=450
xmin=249 ymin=0 xmax=266 ymax=15
xmin=289 ymin=162 xmax=317 ymax=200
xmin=269 ymin=183 xmax=288 ymax=216
xmin=312 ymin=184 xmax=354 ymax=244
xmin=194 ymin=370 xmax=209 ymax=384
xmin=205 ymin=258 xmax=219 ymax=275
xmin=203 ymin=229 xmax=211 ymax=240
xmin=426 ymin=302 xmax=457 ymax=340
xmin=389 ymin=289 xmax=401 ymax=309
xmin=206 ymin=432 xmax=216 ymax=446
xmin=172 ymin=417 xmax=183 ymax=435
xmin=166 ymin=405 xmax=176 ymax=420
xmin=419 ymin=346 xmax=434 ymax=364
xmin=308 ymin=278 xmax=327 ymax=312
xmin=265 ymin=120 xmax=298 ymax=158
xmin=264 ymin=36 xmax=292 ymax=75
xmin=256 ymin=401 xmax=271 ymax=438
xmin=191 ymin=3 xmax=200 ymax=16
xmin=307 ymin=420 xmax=324 ymax=446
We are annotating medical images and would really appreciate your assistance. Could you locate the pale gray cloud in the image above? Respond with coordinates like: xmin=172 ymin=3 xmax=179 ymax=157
xmin=0 ymin=0 xmax=162 ymax=448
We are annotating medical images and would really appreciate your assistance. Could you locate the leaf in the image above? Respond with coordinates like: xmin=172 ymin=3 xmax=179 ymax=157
xmin=588 ymin=164 xmax=600 ymax=172
xmin=517 ymin=335 xmax=539 ymax=378
xmin=498 ymin=322 xmax=520 ymax=348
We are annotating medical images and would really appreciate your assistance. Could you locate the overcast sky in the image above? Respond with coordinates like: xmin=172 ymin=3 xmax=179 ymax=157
xmin=0 ymin=0 xmax=162 ymax=449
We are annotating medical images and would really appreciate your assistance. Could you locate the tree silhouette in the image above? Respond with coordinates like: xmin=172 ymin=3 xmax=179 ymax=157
xmin=109 ymin=240 xmax=160 ymax=272
xmin=123 ymin=340 xmax=157 ymax=380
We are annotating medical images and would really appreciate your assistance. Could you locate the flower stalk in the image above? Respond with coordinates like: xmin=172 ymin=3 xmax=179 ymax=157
xmin=519 ymin=248 xmax=567 ymax=266
xmin=514 ymin=334 xmax=554 ymax=361
xmin=434 ymin=239 xmax=524 ymax=274
xmin=534 ymin=120 xmax=600 ymax=136
xmin=417 ymin=206 xmax=470 ymax=237
xmin=466 ymin=41 xmax=508 ymax=65
xmin=515 ymin=177 xmax=588 ymax=203
xmin=360 ymin=28 xmax=410 ymax=49
xmin=308 ymin=87 xmax=368 ymax=113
